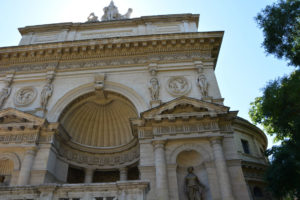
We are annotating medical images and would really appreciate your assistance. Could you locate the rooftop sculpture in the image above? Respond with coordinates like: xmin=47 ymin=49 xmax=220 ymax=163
xmin=87 ymin=1 xmax=132 ymax=22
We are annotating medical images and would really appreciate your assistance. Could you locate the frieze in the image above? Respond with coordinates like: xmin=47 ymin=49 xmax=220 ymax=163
xmin=0 ymin=133 xmax=38 ymax=144
xmin=58 ymin=144 xmax=139 ymax=167
xmin=138 ymin=121 xmax=220 ymax=138
xmin=0 ymin=52 xmax=209 ymax=72
xmin=0 ymin=34 xmax=217 ymax=68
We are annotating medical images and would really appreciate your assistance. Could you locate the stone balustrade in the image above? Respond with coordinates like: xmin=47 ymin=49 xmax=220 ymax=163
xmin=0 ymin=181 xmax=149 ymax=200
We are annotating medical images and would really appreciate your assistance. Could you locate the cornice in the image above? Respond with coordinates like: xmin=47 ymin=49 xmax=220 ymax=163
xmin=18 ymin=14 xmax=200 ymax=35
xmin=0 ymin=32 xmax=223 ymax=71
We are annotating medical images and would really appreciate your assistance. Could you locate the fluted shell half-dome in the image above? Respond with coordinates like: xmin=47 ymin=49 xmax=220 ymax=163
xmin=60 ymin=92 xmax=137 ymax=148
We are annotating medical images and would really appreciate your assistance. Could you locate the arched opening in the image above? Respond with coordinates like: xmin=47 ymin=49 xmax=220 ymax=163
xmin=0 ymin=159 xmax=14 ymax=186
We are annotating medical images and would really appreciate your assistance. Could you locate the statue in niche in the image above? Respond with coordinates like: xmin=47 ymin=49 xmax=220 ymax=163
xmin=0 ymin=77 xmax=13 ymax=108
xmin=101 ymin=1 xmax=132 ymax=21
xmin=40 ymin=76 xmax=53 ymax=111
xmin=197 ymin=74 xmax=208 ymax=98
xmin=87 ymin=12 xmax=99 ymax=22
xmin=184 ymin=167 xmax=205 ymax=200
xmin=148 ymin=77 xmax=159 ymax=100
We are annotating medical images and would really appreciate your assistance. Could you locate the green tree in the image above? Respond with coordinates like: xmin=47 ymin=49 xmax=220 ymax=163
xmin=255 ymin=0 xmax=300 ymax=66
xmin=249 ymin=70 xmax=300 ymax=198
xmin=251 ymin=1 xmax=300 ymax=198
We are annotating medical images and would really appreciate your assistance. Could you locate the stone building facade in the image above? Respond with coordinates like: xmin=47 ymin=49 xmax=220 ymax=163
xmin=0 ymin=2 xmax=269 ymax=200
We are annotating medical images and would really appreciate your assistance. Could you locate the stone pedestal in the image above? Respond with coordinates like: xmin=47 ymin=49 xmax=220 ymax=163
xmin=18 ymin=148 xmax=37 ymax=185
xmin=150 ymin=100 xmax=161 ymax=108
xmin=153 ymin=140 xmax=169 ymax=200
xmin=210 ymin=137 xmax=234 ymax=200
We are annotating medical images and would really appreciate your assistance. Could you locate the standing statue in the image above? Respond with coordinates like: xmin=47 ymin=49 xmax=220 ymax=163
xmin=40 ymin=76 xmax=54 ymax=111
xmin=101 ymin=1 xmax=132 ymax=21
xmin=148 ymin=77 xmax=159 ymax=100
xmin=0 ymin=80 xmax=12 ymax=108
xmin=197 ymin=74 xmax=208 ymax=98
xmin=184 ymin=167 xmax=205 ymax=200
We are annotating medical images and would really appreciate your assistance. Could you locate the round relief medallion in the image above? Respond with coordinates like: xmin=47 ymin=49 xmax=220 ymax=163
xmin=14 ymin=86 xmax=37 ymax=107
xmin=166 ymin=76 xmax=191 ymax=96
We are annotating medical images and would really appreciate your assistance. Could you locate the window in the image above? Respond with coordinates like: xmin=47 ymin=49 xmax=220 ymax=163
xmin=241 ymin=139 xmax=250 ymax=154
xmin=67 ymin=166 xmax=85 ymax=183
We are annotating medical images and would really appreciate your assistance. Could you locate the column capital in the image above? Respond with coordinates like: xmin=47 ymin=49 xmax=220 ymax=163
xmin=25 ymin=146 xmax=38 ymax=155
xmin=152 ymin=140 xmax=167 ymax=149
xmin=209 ymin=136 xmax=223 ymax=146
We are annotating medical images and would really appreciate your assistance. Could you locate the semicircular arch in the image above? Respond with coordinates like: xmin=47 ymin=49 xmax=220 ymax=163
xmin=169 ymin=144 xmax=212 ymax=164
xmin=0 ymin=152 xmax=21 ymax=171
xmin=47 ymin=81 xmax=148 ymax=122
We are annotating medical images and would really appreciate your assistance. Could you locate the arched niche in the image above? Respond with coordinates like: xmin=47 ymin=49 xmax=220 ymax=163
xmin=174 ymin=148 xmax=212 ymax=200
xmin=0 ymin=152 xmax=20 ymax=171
xmin=47 ymin=81 xmax=148 ymax=123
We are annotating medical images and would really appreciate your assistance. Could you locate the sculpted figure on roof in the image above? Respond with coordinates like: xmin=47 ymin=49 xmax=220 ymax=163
xmin=101 ymin=1 xmax=132 ymax=21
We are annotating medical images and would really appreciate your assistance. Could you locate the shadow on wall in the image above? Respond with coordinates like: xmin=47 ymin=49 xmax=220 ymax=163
xmin=176 ymin=150 xmax=212 ymax=200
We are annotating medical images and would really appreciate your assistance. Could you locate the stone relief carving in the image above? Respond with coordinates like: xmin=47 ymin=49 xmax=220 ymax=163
xmin=166 ymin=76 xmax=191 ymax=96
xmin=40 ymin=71 xmax=55 ymax=111
xmin=0 ymin=73 xmax=14 ymax=108
xmin=87 ymin=12 xmax=99 ymax=22
xmin=101 ymin=1 xmax=132 ymax=21
xmin=14 ymin=87 xmax=37 ymax=107
xmin=148 ymin=77 xmax=159 ymax=101
xmin=59 ymin=145 xmax=139 ymax=167
xmin=196 ymin=74 xmax=208 ymax=98
xmin=184 ymin=167 xmax=205 ymax=200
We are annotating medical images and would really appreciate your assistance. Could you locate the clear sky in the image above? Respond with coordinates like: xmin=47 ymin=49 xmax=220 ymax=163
xmin=0 ymin=0 xmax=294 ymax=148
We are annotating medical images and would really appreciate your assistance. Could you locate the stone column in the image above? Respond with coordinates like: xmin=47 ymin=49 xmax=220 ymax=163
xmin=153 ymin=140 xmax=169 ymax=200
xmin=18 ymin=147 xmax=37 ymax=185
xmin=210 ymin=137 xmax=234 ymax=200
xmin=119 ymin=167 xmax=128 ymax=181
xmin=84 ymin=168 xmax=94 ymax=183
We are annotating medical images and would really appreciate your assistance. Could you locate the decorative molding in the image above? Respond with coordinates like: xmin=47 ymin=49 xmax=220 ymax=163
xmin=58 ymin=143 xmax=140 ymax=168
xmin=0 ymin=32 xmax=222 ymax=70
xmin=14 ymin=86 xmax=37 ymax=107
xmin=0 ymin=133 xmax=39 ymax=144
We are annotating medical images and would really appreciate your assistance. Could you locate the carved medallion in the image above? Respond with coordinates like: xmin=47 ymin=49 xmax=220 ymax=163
xmin=14 ymin=87 xmax=37 ymax=107
xmin=166 ymin=76 xmax=191 ymax=96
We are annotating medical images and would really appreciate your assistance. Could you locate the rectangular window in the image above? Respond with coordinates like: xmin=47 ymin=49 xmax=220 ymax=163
xmin=241 ymin=139 xmax=250 ymax=154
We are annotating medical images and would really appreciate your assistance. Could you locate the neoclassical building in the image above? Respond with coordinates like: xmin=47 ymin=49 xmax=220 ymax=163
xmin=0 ymin=2 xmax=269 ymax=200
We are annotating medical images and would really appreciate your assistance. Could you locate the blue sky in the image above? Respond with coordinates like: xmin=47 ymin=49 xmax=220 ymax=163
xmin=0 ymin=0 xmax=294 ymax=148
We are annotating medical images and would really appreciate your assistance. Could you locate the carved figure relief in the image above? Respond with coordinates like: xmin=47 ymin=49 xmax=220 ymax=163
xmin=0 ymin=74 xmax=14 ymax=108
xmin=101 ymin=1 xmax=132 ymax=21
xmin=14 ymin=87 xmax=37 ymax=107
xmin=148 ymin=77 xmax=160 ymax=100
xmin=196 ymin=74 xmax=208 ymax=98
xmin=167 ymin=76 xmax=191 ymax=96
xmin=40 ymin=73 xmax=54 ymax=111
xmin=184 ymin=167 xmax=205 ymax=200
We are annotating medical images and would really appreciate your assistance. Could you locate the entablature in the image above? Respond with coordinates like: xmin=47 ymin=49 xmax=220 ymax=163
xmin=0 ymin=32 xmax=223 ymax=72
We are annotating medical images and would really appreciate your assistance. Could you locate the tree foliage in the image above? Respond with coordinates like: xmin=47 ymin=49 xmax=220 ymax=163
xmin=249 ymin=70 xmax=300 ymax=199
xmin=256 ymin=0 xmax=300 ymax=66
xmin=249 ymin=70 xmax=300 ymax=141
